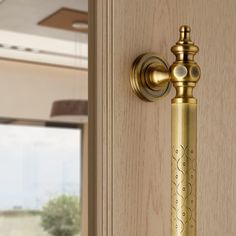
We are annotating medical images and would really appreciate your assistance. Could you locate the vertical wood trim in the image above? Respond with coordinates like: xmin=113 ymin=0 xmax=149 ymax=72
xmin=88 ymin=1 xmax=114 ymax=236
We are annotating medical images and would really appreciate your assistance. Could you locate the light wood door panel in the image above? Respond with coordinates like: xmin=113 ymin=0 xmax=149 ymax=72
xmin=89 ymin=1 xmax=236 ymax=236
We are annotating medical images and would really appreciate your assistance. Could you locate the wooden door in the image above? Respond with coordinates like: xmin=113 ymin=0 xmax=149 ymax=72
xmin=89 ymin=1 xmax=236 ymax=236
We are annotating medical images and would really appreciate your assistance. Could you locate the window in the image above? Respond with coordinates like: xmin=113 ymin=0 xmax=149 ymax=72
xmin=0 ymin=122 xmax=82 ymax=236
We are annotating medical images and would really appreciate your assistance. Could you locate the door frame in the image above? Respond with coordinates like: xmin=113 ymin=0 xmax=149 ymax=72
xmin=88 ymin=1 xmax=114 ymax=236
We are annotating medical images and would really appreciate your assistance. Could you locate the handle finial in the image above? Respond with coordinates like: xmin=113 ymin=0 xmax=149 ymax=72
xmin=170 ymin=25 xmax=201 ymax=104
xmin=179 ymin=25 xmax=192 ymax=42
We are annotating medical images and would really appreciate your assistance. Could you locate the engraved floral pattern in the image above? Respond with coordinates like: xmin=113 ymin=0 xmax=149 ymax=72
xmin=172 ymin=145 xmax=196 ymax=235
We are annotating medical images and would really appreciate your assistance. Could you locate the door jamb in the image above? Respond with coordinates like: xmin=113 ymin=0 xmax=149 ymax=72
xmin=88 ymin=1 xmax=114 ymax=236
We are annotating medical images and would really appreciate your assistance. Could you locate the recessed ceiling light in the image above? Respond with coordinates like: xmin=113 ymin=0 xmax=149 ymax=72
xmin=38 ymin=8 xmax=88 ymax=33
xmin=72 ymin=21 xmax=88 ymax=30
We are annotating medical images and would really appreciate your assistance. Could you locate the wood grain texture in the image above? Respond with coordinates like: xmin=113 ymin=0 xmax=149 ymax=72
xmin=89 ymin=1 xmax=114 ymax=236
xmin=89 ymin=0 xmax=236 ymax=236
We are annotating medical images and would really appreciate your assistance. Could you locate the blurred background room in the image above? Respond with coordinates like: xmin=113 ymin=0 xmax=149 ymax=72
xmin=0 ymin=1 xmax=88 ymax=236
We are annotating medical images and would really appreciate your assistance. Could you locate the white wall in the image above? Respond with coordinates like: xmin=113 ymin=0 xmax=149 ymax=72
xmin=0 ymin=60 xmax=88 ymax=122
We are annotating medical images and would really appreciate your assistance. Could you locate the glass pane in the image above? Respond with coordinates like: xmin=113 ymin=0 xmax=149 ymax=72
xmin=0 ymin=124 xmax=81 ymax=236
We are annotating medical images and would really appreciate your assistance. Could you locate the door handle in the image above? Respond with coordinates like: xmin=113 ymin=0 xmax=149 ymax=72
xmin=130 ymin=25 xmax=200 ymax=236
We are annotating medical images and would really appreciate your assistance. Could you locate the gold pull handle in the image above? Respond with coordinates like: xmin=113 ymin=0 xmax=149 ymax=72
xmin=130 ymin=25 xmax=200 ymax=236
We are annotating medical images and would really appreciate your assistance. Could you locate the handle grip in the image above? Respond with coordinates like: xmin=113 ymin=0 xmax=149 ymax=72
xmin=171 ymin=103 xmax=197 ymax=236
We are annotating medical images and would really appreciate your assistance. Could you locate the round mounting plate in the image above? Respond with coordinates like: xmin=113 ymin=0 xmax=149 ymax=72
xmin=130 ymin=53 xmax=171 ymax=102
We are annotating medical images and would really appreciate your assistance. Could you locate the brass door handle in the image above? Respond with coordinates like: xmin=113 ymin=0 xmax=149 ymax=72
xmin=130 ymin=25 xmax=200 ymax=236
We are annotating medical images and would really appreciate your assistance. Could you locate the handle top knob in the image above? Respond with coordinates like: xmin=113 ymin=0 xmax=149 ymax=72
xmin=179 ymin=25 xmax=191 ymax=33
xmin=171 ymin=25 xmax=199 ymax=60
xmin=179 ymin=25 xmax=192 ymax=43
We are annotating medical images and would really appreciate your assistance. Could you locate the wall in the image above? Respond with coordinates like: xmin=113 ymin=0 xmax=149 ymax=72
xmin=0 ymin=60 xmax=88 ymax=122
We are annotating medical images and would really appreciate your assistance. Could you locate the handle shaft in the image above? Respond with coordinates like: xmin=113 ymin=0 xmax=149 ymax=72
xmin=171 ymin=103 xmax=197 ymax=236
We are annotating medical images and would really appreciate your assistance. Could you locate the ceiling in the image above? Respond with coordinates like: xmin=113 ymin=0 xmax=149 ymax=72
xmin=0 ymin=0 xmax=88 ymax=69
xmin=0 ymin=0 xmax=88 ymax=42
